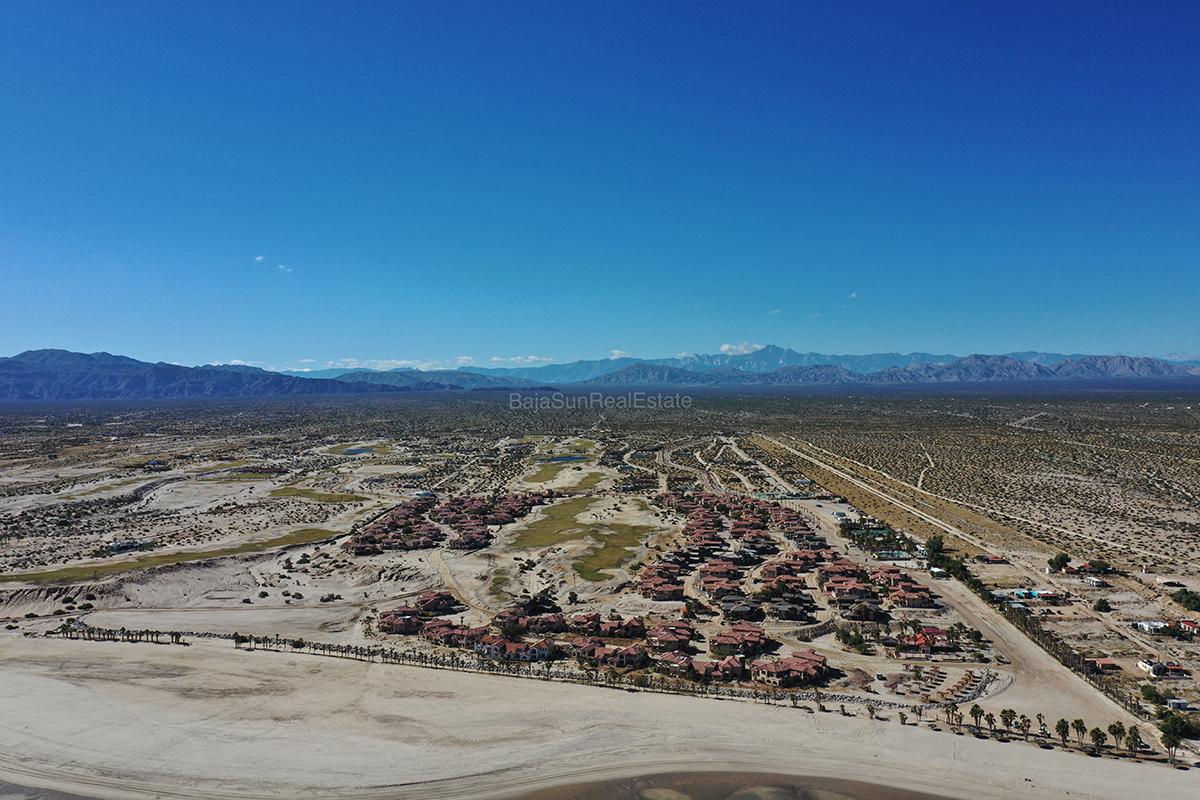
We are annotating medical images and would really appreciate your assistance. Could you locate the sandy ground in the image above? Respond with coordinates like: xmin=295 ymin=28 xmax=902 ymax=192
xmin=0 ymin=634 xmax=1195 ymax=800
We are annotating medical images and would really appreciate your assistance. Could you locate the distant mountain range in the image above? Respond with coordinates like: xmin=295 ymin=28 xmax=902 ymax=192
xmin=1 ymin=347 xmax=1197 ymax=401
xmin=459 ymin=345 xmax=1111 ymax=382
xmin=0 ymin=350 xmax=396 ymax=401
xmin=585 ymin=354 xmax=1200 ymax=386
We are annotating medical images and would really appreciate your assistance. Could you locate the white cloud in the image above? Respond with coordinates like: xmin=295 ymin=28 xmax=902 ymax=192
xmin=610 ymin=350 xmax=635 ymax=360
xmin=455 ymin=356 xmax=477 ymax=366
xmin=849 ymin=291 xmax=857 ymax=298
xmin=768 ymin=309 xmax=781 ymax=314
xmin=323 ymin=357 xmax=459 ymax=372
xmin=209 ymin=359 xmax=264 ymax=366
xmin=278 ymin=264 xmax=292 ymax=273
xmin=808 ymin=313 xmax=821 ymax=318
xmin=676 ymin=352 xmax=696 ymax=358
xmin=255 ymin=256 xmax=264 ymax=262
xmin=298 ymin=358 xmax=316 ymax=363
xmin=719 ymin=342 xmax=764 ymax=356
xmin=490 ymin=355 xmax=554 ymax=364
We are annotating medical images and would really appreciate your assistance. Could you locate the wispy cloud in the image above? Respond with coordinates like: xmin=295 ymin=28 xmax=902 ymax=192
xmin=849 ymin=291 xmax=857 ymax=298
xmin=255 ymin=255 xmax=264 ymax=262
xmin=610 ymin=350 xmax=635 ymax=360
xmin=768 ymin=309 xmax=781 ymax=314
xmin=490 ymin=355 xmax=554 ymax=364
xmin=278 ymin=264 xmax=292 ymax=273
xmin=808 ymin=312 xmax=821 ymax=318
xmin=298 ymin=358 xmax=316 ymax=363
xmin=676 ymin=352 xmax=696 ymax=358
xmin=719 ymin=342 xmax=764 ymax=355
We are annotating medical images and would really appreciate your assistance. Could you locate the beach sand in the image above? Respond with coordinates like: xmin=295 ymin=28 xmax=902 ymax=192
xmin=0 ymin=634 xmax=1194 ymax=800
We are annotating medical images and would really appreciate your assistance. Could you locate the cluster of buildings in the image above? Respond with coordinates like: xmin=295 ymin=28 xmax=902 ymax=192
xmin=364 ymin=488 xmax=871 ymax=690
xmin=817 ymin=562 xmax=935 ymax=607
xmin=1137 ymin=658 xmax=1191 ymax=679
xmin=640 ymin=490 xmax=939 ymax=625
xmin=376 ymin=594 xmax=830 ymax=688
xmin=344 ymin=490 xmax=560 ymax=555
xmin=1133 ymin=619 xmax=1200 ymax=637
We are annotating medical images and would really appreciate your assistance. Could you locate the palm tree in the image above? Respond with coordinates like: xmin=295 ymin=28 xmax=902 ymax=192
xmin=1108 ymin=721 xmax=1126 ymax=751
xmin=1018 ymin=715 xmax=1031 ymax=740
xmin=912 ymin=704 xmax=924 ymax=722
xmin=1000 ymin=708 xmax=1016 ymax=735
xmin=1124 ymin=726 xmax=1143 ymax=754
xmin=1161 ymin=729 xmax=1182 ymax=764
xmin=1089 ymin=728 xmax=1107 ymax=750
xmin=899 ymin=711 xmax=908 ymax=726
xmin=1055 ymin=718 xmax=1070 ymax=747
xmin=970 ymin=703 xmax=984 ymax=732
xmin=944 ymin=701 xmax=959 ymax=725
xmin=1036 ymin=712 xmax=1045 ymax=736
xmin=1072 ymin=718 xmax=1087 ymax=747
xmin=865 ymin=702 xmax=878 ymax=720
xmin=984 ymin=711 xmax=996 ymax=735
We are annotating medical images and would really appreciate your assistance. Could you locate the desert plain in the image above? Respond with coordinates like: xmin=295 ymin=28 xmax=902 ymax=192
xmin=1 ymin=390 xmax=1198 ymax=799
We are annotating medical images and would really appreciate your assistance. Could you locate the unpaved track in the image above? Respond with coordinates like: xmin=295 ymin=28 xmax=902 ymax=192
xmin=761 ymin=436 xmax=1143 ymax=731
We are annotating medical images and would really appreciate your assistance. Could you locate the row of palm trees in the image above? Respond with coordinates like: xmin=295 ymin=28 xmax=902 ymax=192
xmin=50 ymin=620 xmax=185 ymax=645
xmin=224 ymin=632 xmax=928 ymax=710
xmin=1000 ymin=605 xmax=1145 ymax=718
xmin=936 ymin=700 xmax=1158 ymax=760
xmin=54 ymin=622 xmax=1179 ymax=762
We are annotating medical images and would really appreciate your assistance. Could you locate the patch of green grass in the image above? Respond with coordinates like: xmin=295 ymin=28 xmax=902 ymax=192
xmin=507 ymin=496 xmax=654 ymax=581
xmin=572 ymin=523 xmax=655 ymax=581
xmin=509 ymin=497 xmax=599 ymax=546
xmin=190 ymin=460 xmax=263 ymax=473
xmin=0 ymin=528 xmax=342 ymax=585
xmin=325 ymin=442 xmax=394 ymax=456
xmin=357 ymin=458 xmax=421 ymax=469
xmin=571 ymin=471 xmax=607 ymax=492
xmin=74 ymin=477 xmax=145 ymax=496
xmin=488 ymin=568 xmax=510 ymax=597
xmin=270 ymin=487 xmax=365 ymax=502
xmin=571 ymin=438 xmax=596 ymax=452
xmin=524 ymin=461 xmax=573 ymax=483
xmin=200 ymin=472 xmax=274 ymax=483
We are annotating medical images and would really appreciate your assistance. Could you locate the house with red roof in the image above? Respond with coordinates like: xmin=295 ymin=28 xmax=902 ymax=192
xmin=750 ymin=649 xmax=828 ymax=687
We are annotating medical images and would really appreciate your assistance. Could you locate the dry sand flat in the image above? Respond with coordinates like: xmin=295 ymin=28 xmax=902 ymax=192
xmin=0 ymin=635 xmax=1194 ymax=800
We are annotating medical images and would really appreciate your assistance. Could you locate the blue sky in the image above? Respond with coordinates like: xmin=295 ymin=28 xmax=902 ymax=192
xmin=3 ymin=1 xmax=1198 ymax=371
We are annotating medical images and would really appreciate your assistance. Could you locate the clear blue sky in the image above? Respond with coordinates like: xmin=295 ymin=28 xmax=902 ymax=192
xmin=3 ymin=1 xmax=1198 ymax=370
